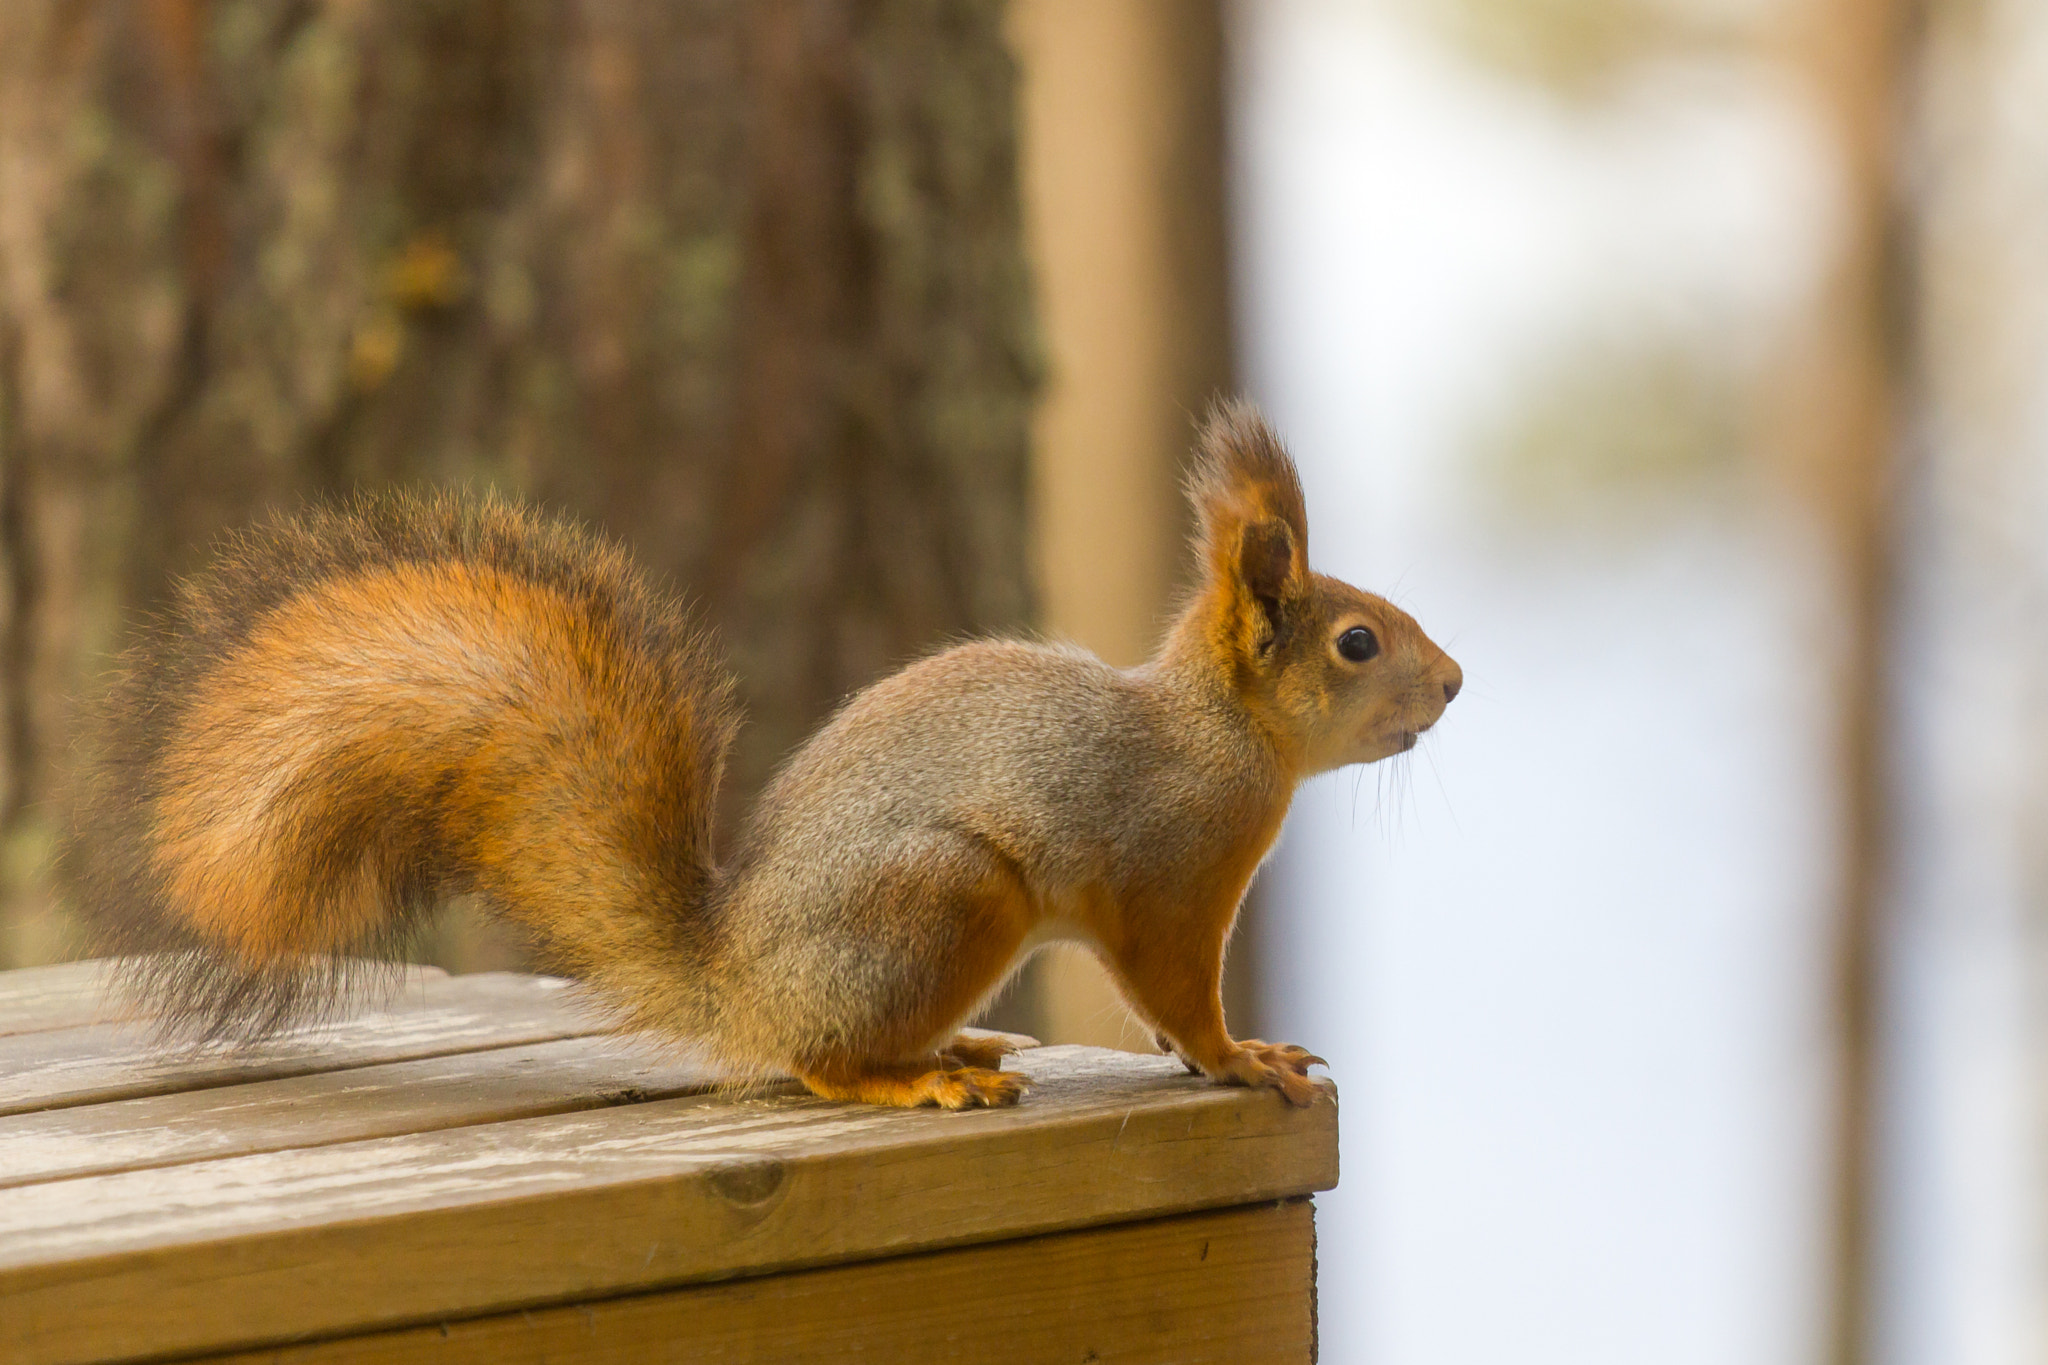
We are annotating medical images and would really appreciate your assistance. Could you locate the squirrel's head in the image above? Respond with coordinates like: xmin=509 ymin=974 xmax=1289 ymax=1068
xmin=1182 ymin=400 xmax=1462 ymax=777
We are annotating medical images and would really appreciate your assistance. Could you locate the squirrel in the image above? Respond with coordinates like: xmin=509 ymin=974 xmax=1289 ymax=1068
xmin=60 ymin=401 xmax=1461 ymax=1109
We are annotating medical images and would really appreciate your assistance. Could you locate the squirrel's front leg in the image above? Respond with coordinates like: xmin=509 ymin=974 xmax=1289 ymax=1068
xmin=1112 ymin=933 xmax=1325 ymax=1107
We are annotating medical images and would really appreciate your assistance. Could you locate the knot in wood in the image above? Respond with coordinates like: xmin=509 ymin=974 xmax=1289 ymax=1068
xmin=705 ymin=1157 xmax=788 ymax=1208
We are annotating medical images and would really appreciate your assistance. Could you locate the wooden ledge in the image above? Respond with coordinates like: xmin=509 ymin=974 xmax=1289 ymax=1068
xmin=0 ymin=963 xmax=1337 ymax=1365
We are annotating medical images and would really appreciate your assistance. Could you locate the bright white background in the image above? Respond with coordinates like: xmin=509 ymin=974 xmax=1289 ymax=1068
xmin=1227 ymin=4 xmax=2048 ymax=1364
xmin=1228 ymin=4 xmax=1839 ymax=1361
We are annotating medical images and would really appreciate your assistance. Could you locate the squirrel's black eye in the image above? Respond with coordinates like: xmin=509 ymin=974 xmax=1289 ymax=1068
xmin=1337 ymin=626 xmax=1379 ymax=663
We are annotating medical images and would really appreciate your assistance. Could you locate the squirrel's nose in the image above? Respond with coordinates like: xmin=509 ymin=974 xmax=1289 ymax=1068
xmin=1441 ymin=664 xmax=1463 ymax=705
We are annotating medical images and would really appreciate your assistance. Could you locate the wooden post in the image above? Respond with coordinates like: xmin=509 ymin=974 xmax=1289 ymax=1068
xmin=1772 ymin=0 xmax=1923 ymax=1359
xmin=1006 ymin=0 xmax=1237 ymax=1048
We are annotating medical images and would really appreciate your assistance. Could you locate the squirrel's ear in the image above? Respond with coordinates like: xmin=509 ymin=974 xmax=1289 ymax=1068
xmin=1187 ymin=397 xmax=1309 ymax=598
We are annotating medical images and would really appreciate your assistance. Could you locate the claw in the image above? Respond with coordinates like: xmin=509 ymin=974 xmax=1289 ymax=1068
xmin=1154 ymin=1030 xmax=1204 ymax=1075
xmin=931 ymin=1066 xmax=1031 ymax=1109
xmin=1217 ymin=1039 xmax=1327 ymax=1105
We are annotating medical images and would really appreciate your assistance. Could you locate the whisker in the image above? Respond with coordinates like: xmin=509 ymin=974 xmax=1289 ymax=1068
xmin=1460 ymin=671 xmax=1501 ymax=703
xmin=1421 ymin=735 xmax=1461 ymax=835
xmin=1396 ymin=760 xmax=1407 ymax=835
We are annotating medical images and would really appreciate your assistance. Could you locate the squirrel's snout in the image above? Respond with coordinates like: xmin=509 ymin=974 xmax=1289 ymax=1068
xmin=1440 ymin=660 xmax=1464 ymax=706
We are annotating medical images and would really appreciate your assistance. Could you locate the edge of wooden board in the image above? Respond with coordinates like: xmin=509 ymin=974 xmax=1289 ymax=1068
xmin=199 ymin=1200 xmax=1320 ymax=1365
xmin=1 ymin=1047 xmax=1338 ymax=1365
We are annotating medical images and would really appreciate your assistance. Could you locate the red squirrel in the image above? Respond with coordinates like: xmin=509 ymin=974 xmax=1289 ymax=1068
xmin=62 ymin=401 xmax=1461 ymax=1108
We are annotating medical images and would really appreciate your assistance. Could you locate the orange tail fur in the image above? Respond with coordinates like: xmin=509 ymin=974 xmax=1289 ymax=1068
xmin=60 ymin=491 xmax=738 ymax=1040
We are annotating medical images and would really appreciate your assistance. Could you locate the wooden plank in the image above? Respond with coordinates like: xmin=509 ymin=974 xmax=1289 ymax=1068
xmin=0 ymin=1035 xmax=738 ymax=1190
xmin=0 ymin=972 xmax=600 ymax=1117
xmin=201 ymin=1200 xmax=1318 ymax=1365
xmin=0 ymin=1029 xmax=1014 ymax=1187
xmin=0 ymin=959 xmax=450 ymax=1039
xmin=0 ymin=961 xmax=132 ymax=1036
xmin=0 ymin=1047 xmax=1337 ymax=1365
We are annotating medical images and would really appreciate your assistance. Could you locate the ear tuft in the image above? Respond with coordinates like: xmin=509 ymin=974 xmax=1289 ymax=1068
xmin=1187 ymin=397 xmax=1309 ymax=602
xmin=1188 ymin=398 xmax=1308 ymax=562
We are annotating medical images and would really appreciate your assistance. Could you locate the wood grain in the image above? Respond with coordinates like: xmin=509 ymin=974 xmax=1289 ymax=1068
xmin=1 ymin=1047 xmax=1337 ymax=1365
xmin=0 ymin=972 xmax=598 ymax=1117
xmin=201 ymin=1200 xmax=1318 ymax=1365
xmin=0 ymin=1035 xmax=738 ymax=1189
xmin=0 ymin=959 xmax=446 ymax=1038
xmin=0 ymin=961 xmax=131 ymax=1036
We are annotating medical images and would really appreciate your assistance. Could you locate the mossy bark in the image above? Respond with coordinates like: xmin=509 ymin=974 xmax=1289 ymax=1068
xmin=0 ymin=0 xmax=1037 ymax=967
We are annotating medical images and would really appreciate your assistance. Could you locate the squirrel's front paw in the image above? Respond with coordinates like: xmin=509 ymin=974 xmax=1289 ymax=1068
xmin=1213 ymin=1039 xmax=1326 ymax=1107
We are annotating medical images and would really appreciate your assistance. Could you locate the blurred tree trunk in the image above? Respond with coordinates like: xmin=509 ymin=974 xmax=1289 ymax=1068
xmin=0 ymin=0 xmax=1037 ymax=968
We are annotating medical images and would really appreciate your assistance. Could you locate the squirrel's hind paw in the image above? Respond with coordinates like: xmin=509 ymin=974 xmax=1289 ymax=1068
xmin=941 ymin=1030 xmax=1038 ymax=1070
xmin=794 ymin=1059 xmax=1031 ymax=1110
xmin=927 ymin=1066 xmax=1030 ymax=1110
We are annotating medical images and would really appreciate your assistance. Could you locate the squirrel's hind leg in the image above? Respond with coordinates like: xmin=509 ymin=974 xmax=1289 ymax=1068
xmin=767 ymin=835 xmax=1038 ymax=1109
xmin=793 ymin=1058 xmax=1028 ymax=1109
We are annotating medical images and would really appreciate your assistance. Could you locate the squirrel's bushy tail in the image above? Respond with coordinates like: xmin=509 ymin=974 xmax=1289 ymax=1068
xmin=60 ymin=491 xmax=740 ymax=1041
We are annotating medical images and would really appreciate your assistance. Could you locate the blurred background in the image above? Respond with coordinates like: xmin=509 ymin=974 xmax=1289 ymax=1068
xmin=0 ymin=2 xmax=2040 ymax=1363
